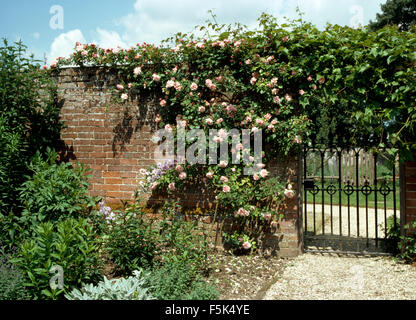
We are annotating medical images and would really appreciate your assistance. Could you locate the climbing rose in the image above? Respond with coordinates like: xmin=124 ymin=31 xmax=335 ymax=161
xmin=121 ymin=93 xmax=128 ymax=100
xmin=284 ymin=189 xmax=295 ymax=199
xmin=160 ymin=99 xmax=167 ymax=107
xmin=152 ymin=73 xmax=161 ymax=82
xmin=219 ymin=161 xmax=228 ymax=168
xmin=133 ymin=67 xmax=142 ymax=75
xmin=260 ymin=169 xmax=269 ymax=178
xmin=220 ymin=176 xmax=229 ymax=183
xmin=273 ymin=96 xmax=281 ymax=104
xmin=166 ymin=80 xmax=175 ymax=88
xmin=242 ymin=241 xmax=251 ymax=250
xmin=198 ymin=106 xmax=205 ymax=112
xmin=179 ymin=172 xmax=187 ymax=180
xmin=206 ymin=172 xmax=214 ymax=179
xmin=190 ymin=82 xmax=198 ymax=91
xmin=222 ymin=185 xmax=230 ymax=193
xmin=176 ymin=165 xmax=183 ymax=172
xmin=116 ymin=84 xmax=124 ymax=90
xmin=168 ymin=182 xmax=175 ymax=191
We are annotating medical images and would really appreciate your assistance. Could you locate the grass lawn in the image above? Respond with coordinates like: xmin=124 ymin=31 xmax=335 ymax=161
xmin=303 ymin=181 xmax=400 ymax=210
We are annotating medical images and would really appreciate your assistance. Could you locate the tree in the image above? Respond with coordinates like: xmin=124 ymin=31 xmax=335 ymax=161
xmin=369 ymin=0 xmax=416 ymax=31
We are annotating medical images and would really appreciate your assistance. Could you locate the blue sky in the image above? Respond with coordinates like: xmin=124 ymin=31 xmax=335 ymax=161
xmin=1 ymin=0 xmax=386 ymax=65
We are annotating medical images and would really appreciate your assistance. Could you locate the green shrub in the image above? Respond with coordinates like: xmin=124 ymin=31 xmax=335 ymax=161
xmin=157 ymin=202 xmax=210 ymax=275
xmin=384 ymin=217 xmax=416 ymax=263
xmin=144 ymin=261 xmax=218 ymax=300
xmin=18 ymin=149 xmax=96 ymax=230
xmin=0 ymin=245 xmax=29 ymax=300
xmin=65 ymin=270 xmax=155 ymax=300
xmin=13 ymin=218 xmax=102 ymax=300
xmin=0 ymin=39 xmax=61 ymax=217
xmin=398 ymin=221 xmax=416 ymax=263
xmin=105 ymin=208 xmax=158 ymax=276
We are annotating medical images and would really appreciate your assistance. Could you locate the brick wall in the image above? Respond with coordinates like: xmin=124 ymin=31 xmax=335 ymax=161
xmin=54 ymin=66 xmax=302 ymax=257
xmin=404 ymin=158 xmax=416 ymax=233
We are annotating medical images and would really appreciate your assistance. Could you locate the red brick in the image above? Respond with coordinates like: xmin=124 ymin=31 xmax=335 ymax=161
xmin=104 ymin=178 xmax=122 ymax=185
xmin=102 ymin=171 xmax=120 ymax=178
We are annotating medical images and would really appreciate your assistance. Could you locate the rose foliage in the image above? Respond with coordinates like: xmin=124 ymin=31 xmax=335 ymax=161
xmin=54 ymin=13 xmax=416 ymax=248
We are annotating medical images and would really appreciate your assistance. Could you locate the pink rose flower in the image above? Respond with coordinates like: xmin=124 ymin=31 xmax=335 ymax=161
xmin=152 ymin=73 xmax=161 ymax=82
xmin=176 ymin=165 xmax=183 ymax=172
xmin=166 ymin=80 xmax=175 ymax=88
xmin=206 ymin=172 xmax=214 ymax=179
xmin=214 ymin=136 xmax=222 ymax=143
xmin=273 ymin=96 xmax=281 ymax=104
xmin=168 ymin=182 xmax=175 ymax=191
xmin=179 ymin=172 xmax=187 ymax=180
xmin=121 ymin=93 xmax=128 ymax=100
xmin=242 ymin=241 xmax=251 ymax=250
xmin=284 ymin=189 xmax=295 ymax=198
xmin=220 ymin=176 xmax=229 ymax=183
xmin=198 ymin=106 xmax=205 ymax=112
xmin=222 ymin=185 xmax=231 ymax=193
xmin=219 ymin=161 xmax=228 ymax=168
xmin=260 ymin=169 xmax=269 ymax=178
xmin=116 ymin=84 xmax=124 ymax=90
xmin=160 ymin=99 xmax=167 ymax=107
xmin=299 ymin=90 xmax=305 ymax=96
xmin=205 ymin=118 xmax=214 ymax=125
xmin=133 ymin=67 xmax=142 ymax=75
xmin=190 ymin=82 xmax=198 ymax=91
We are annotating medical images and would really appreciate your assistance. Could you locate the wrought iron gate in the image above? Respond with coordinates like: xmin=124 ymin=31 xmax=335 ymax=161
xmin=302 ymin=147 xmax=399 ymax=255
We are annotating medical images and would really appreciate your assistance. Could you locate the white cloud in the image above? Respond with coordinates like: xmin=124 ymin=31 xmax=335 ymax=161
xmin=32 ymin=32 xmax=40 ymax=40
xmin=93 ymin=28 xmax=128 ymax=49
xmin=114 ymin=0 xmax=385 ymax=46
xmin=48 ymin=29 xmax=86 ymax=63
xmin=46 ymin=0 xmax=386 ymax=62
xmin=117 ymin=0 xmax=288 ymax=46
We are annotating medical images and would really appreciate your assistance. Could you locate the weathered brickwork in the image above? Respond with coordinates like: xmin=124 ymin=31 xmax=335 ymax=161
xmin=404 ymin=158 xmax=416 ymax=234
xmin=54 ymin=66 xmax=302 ymax=257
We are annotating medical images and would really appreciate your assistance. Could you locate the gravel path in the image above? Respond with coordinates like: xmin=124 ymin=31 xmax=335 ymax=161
xmin=264 ymin=253 xmax=416 ymax=300
xmin=304 ymin=204 xmax=397 ymax=238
